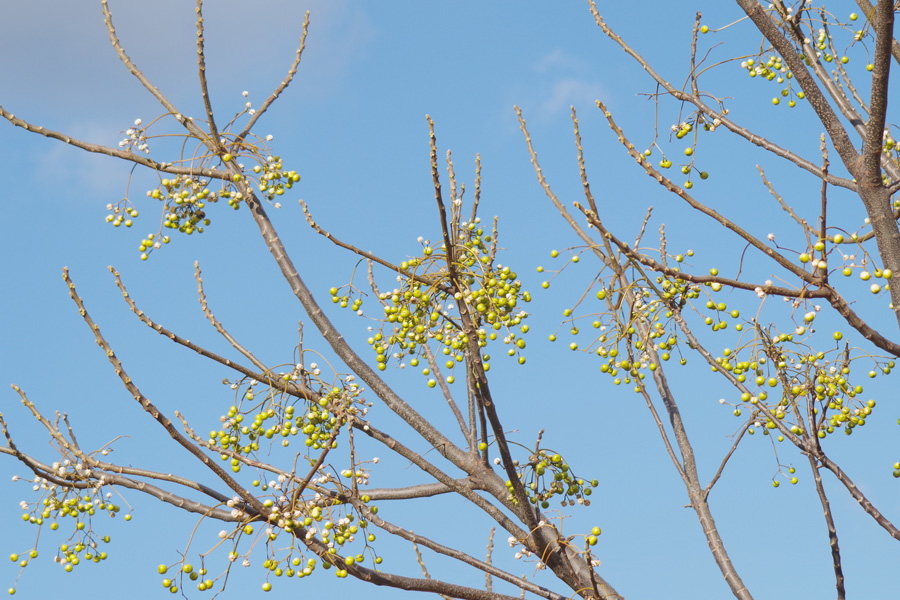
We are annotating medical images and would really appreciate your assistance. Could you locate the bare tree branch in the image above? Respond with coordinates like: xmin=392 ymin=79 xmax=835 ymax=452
xmin=860 ymin=0 xmax=893 ymax=181
xmin=594 ymin=98 xmax=822 ymax=284
xmin=353 ymin=500 xmax=569 ymax=600
xmin=299 ymin=198 xmax=452 ymax=294
xmin=814 ymin=448 xmax=900 ymax=541
xmin=0 ymin=444 xmax=238 ymax=522
xmin=0 ymin=105 xmax=227 ymax=180
xmin=806 ymin=453 xmax=845 ymax=600
xmin=517 ymin=105 xmax=750 ymax=600
xmin=703 ymin=422 xmax=751 ymax=500
xmin=236 ymin=12 xmax=310 ymax=142
xmin=109 ymin=266 xmax=316 ymax=400
xmin=194 ymin=262 xmax=268 ymax=372
xmin=62 ymin=268 xmax=268 ymax=517
xmin=736 ymin=0 xmax=860 ymax=173
xmin=194 ymin=0 xmax=219 ymax=145
xmin=588 ymin=1 xmax=858 ymax=190
xmin=101 ymin=0 xmax=212 ymax=145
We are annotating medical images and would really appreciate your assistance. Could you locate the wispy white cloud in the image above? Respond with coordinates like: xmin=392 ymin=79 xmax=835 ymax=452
xmin=539 ymin=78 xmax=606 ymax=116
xmin=0 ymin=1 xmax=374 ymax=113
xmin=36 ymin=121 xmax=131 ymax=202
xmin=519 ymin=49 xmax=607 ymax=119
xmin=533 ymin=48 xmax=589 ymax=74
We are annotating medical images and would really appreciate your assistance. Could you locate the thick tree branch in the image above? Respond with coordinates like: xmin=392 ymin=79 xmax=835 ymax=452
xmin=861 ymin=0 xmax=893 ymax=181
xmin=855 ymin=0 xmax=900 ymax=65
xmin=852 ymin=0 xmax=900 ymax=327
xmin=735 ymin=0 xmax=860 ymax=175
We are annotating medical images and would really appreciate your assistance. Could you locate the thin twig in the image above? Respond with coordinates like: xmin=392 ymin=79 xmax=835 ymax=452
xmin=703 ymin=421 xmax=751 ymax=500
xmin=62 ymin=268 xmax=268 ymax=517
xmin=195 ymin=262 xmax=268 ymax=371
xmin=236 ymin=12 xmax=310 ymax=142
xmin=588 ymin=1 xmax=857 ymax=190
xmin=422 ymin=344 xmax=471 ymax=445
xmin=807 ymin=454 xmax=845 ymax=599
xmin=0 ymin=105 xmax=227 ymax=180
xmin=195 ymin=0 xmax=220 ymax=145
xmin=758 ymin=165 xmax=814 ymax=234
xmin=110 ymin=266 xmax=314 ymax=399
xmin=299 ymin=199 xmax=451 ymax=293
xmin=486 ymin=527 xmax=495 ymax=594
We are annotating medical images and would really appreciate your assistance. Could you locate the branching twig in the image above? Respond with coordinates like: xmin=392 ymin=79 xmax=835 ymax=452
xmin=0 ymin=444 xmax=238 ymax=521
xmin=110 ymin=266 xmax=315 ymax=399
xmin=194 ymin=262 xmax=268 ymax=372
xmin=703 ymin=422 xmax=751 ymax=500
xmin=299 ymin=198 xmax=452 ymax=293
xmin=62 ymin=268 xmax=269 ymax=517
xmin=588 ymin=1 xmax=857 ymax=190
xmin=102 ymin=1 xmax=211 ymax=145
xmin=0 ymin=105 xmax=227 ymax=180
xmin=236 ymin=12 xmax=310 ymax=142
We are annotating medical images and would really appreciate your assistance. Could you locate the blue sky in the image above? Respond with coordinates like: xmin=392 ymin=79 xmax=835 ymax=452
xmin=2 ymin=1 xmax=899 ymax=599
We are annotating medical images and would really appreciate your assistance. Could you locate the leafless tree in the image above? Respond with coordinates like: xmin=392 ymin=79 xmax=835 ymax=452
xmin=2 ymin=2 xmax=899 ymax=599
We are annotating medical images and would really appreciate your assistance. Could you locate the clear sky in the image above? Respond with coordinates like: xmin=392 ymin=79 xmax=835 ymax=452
xmin=2 ymin=1 xmax=899 ymax=599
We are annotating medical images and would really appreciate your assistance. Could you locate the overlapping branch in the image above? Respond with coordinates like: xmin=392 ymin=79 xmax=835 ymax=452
xmin=62 ymin=268 xmax=269 ymax=517
xmin=593 ymin=98 xmax=900 ymax=356
xmin=0 ymin=105 xmax=227 ymax=180
xmin=588 ymin=0 xmax=858 ymax=191
xmin=109 ymin=266 xmax=316 ymax=400
xmin=517 ymin=105 xmax=750 ymax=600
